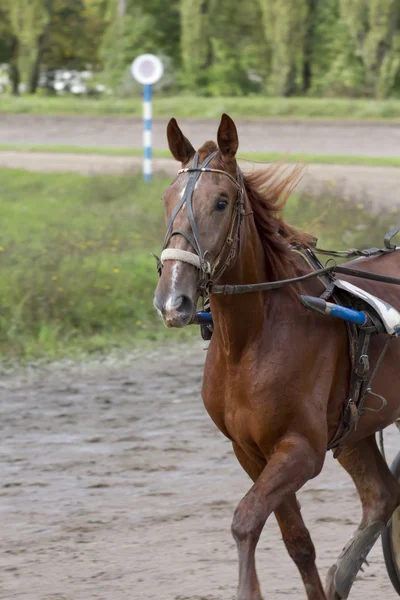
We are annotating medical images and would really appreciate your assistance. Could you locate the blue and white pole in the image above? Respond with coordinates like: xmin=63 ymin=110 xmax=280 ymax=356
xmin=131 ymin=54 xmax=164 ymax=182
xmin=143 ymin=84 xmax=153 ymax=181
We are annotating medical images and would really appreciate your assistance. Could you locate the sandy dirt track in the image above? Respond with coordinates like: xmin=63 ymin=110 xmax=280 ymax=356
xmin=1 ymin=341 xmax=399 ymax=600
xmin=2 ymin=115 xmax=400 ymax=157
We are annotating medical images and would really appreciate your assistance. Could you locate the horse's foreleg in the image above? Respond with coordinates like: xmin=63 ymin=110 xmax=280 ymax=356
xmin=233 ymin=443 xmax=325 ymax=600
xmin=231 ymin=436 xmax=323 ymax=600
xmin=275 ymin=495 xmax=326 ymax=600
xmin=326 ymin=435 xmax=400 ymax=600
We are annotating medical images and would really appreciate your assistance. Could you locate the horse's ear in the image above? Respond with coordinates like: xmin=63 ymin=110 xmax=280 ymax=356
xmin=167 ymin=118 xmax=195 ymax=164
xmin=217 ymin=113 xmax=239 ymax=159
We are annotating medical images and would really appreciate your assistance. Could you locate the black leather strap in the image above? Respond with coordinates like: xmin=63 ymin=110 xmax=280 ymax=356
xmin=162 ymin=151 xmax=218 ymax=263
xmin=312 ymin=227 xmax=399 ymax=258
xmin=211 ymin=263 xmax=400 ymax=295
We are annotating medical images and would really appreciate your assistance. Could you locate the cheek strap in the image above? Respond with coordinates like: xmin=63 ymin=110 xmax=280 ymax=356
xmin=160 ymin=248 xmax=211 ymax=273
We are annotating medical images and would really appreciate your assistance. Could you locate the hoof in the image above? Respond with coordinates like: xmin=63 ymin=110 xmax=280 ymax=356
xmin=329 ymin=522 xmax=384 ymax=600
xmin=325 ymin=565 xmax=343 ymax=600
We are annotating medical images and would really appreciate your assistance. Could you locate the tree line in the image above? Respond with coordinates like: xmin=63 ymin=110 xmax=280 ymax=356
xmin=1 ymin=0 xmax=399 ymax=98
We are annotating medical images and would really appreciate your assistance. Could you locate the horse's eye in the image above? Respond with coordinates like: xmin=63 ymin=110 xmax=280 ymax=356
xmin=215 ymin=199 xmax=228 ymax=212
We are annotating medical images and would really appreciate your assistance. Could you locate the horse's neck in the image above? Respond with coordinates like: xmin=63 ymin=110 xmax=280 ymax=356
xmin=209 ymin=212 xmax=271 ymax=355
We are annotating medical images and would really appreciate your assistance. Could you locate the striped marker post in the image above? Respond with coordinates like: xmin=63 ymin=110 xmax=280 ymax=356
xmin=143 ymin=84 xmax=152 ymax=181
xmin=131 ymin=54 xmax=164 ymax=182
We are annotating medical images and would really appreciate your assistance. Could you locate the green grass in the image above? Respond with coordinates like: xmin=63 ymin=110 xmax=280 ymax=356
xmin=2 ymin=94 xmax=400 ymax=120
xmin=0 ymin=167 xmax=398 ymax=361
xmin=1 ymin=143 xmax=400 ymax=168
xmin=0 ymin=169 xmax=196 ymax=360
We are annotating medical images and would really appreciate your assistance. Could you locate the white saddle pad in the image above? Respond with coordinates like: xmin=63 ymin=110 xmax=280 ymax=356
xmin=334 ymin=279 xmax=400 ymax=335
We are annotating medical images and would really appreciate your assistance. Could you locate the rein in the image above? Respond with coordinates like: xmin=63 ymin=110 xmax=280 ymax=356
xmin=210 ymin=263 xmax=400 ymax=295
xmin=210 ymin=225 xmax=400 ymax=294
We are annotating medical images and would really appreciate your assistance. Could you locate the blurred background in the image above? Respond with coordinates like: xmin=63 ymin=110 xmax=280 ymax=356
xmin=1 ymin=0 xmax=400 ymax=101
xmin=0 ymin=0 xmax=400 ymax=359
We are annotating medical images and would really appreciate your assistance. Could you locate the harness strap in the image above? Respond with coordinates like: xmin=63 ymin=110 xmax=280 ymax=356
xmin=328 ymin=326 xmax=373 ymax=454
xmin=162 ymin=151 xmax=218 ymax=259
xmin=312 ymin=226 xmax=399 ymax=259
xmin=314 ymin=247 xmax=384 ymax=259
xmin=169 ymin=229 xmax=198 ymax=253
xmin=210 ymin=169 xmax=245 ymax=282
xmin=385 ymin=225 xmax=400 ymax=250
xmin=210 ymin=264 xmax=400 ymax=295
xmin=178 ymin=166 xmax=242 ymax=190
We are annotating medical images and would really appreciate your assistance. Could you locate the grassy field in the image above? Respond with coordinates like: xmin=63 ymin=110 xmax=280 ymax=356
xmin=2 ymin=94 xmax=400 ymax=120
xmin=0 ymin=167 xmax=398 ymax=361
xmin=1 ymin=143 xmax=400 ymax=168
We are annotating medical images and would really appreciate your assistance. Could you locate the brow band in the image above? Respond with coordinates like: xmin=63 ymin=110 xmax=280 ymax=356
xmin=177 ymin=167 xmax=242 ymax=190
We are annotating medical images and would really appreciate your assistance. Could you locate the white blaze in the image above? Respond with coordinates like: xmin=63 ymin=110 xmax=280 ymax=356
xmin=165 ymin=262 xmax=182 ymax=314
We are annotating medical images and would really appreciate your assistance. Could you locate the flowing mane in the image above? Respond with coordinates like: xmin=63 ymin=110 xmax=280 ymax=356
xmin=243 ymin=162 xmax=314 ymax=282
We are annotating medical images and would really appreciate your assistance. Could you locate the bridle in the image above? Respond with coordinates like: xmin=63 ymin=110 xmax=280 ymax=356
xmin=154 ymin=150 xmax=246 ymax=295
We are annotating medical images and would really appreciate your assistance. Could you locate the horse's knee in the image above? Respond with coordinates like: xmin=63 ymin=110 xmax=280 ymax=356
xmin=231 ymin=502 xmax=264 ymax=546
xmin=283 ymin=528 xmax=316 ymax=570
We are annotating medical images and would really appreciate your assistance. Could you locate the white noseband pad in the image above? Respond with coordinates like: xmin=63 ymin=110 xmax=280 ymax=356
xmin=160 ymin=249 xmax=210 ymax=273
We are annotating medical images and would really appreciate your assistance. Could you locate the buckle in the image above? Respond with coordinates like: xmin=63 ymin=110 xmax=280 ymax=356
xmin=357 ymin=354 xmax=370 ymax=376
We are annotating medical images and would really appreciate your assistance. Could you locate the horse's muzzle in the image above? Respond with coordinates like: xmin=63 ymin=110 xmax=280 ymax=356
xmin=153 ymin=293 xmax=195 ymax=328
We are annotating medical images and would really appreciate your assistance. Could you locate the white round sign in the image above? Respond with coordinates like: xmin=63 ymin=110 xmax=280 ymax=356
xmin=131 ymin=54 xmax=164 ymax=86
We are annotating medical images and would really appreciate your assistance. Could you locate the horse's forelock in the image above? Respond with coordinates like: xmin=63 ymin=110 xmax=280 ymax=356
xmin=197 ymin=141 xmax=219 ymax=164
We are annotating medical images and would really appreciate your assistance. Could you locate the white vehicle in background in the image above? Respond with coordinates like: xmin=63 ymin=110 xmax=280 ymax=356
xmin=0 ymin=65 xmax=109 ymax=96
xmin=40 ymin=69 xmax=109 ymax=96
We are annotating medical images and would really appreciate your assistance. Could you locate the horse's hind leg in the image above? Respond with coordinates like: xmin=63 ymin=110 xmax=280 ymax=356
xmin=326 ymin=434 xmax=400 ymax=600
xmin=275 ymin=495 xmax=326 ymax=600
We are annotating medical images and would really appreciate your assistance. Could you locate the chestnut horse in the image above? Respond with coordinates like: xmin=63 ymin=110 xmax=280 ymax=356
xmin=153 ymin=114 xmax=400 ymax=600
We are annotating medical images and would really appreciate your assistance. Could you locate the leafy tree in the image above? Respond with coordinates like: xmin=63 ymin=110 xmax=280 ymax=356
xmin=0 ymin=7 xmax=19 ymax=93
xmin=42 ymin=0 xmax=103 ymax=71
xmin=2 ymin=0 xmax=107 ymax=94
xmin=100 ymin=7 xmax=157 ymax=92
xmin=308 ymin=0 xmax=365 ymax=96
xmin=99 ymin=0 xmax=180 ymax=93
xmin=340 ymin=0 xmax=400 ymax=97
xmin=1 ymin=0 xmax=400 ymax=99
xmin=180 ymin=0 xmax=211 ymax=90
xmin=132 ymin=0 xmax=180 ymax=65
xmin=180 ymin=0 xmax=266 ymax=95
xmin=5 ymin=0 xmax=51 ymax=93
xmin=208 ymin=0 xmax=266 ymax=95
xmin=258 ymin=0 xmax=309 ymax=96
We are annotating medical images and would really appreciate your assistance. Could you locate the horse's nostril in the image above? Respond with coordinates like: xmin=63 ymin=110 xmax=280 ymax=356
xmin=175 ymin=295 xmax=192 ymax=314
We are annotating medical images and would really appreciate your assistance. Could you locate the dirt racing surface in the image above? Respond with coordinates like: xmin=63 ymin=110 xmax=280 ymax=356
xmin=2 ymin=114 xmax=400 ymax=157
xmin=1 ymin=341 xmax=399 ymax=600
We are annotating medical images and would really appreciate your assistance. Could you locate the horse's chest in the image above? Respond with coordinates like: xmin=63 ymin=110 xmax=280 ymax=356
xmin=202 ymin=369 xmax=279 ymax=449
